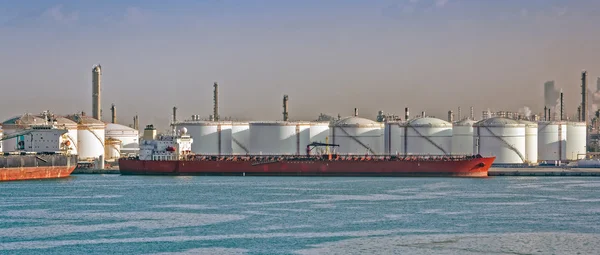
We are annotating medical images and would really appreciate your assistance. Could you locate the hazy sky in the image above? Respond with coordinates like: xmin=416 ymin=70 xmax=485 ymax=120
xmin=1 ymin=0 xmax=599 ymax=130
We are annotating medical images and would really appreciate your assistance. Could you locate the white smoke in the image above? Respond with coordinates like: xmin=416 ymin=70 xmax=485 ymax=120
xmin=518 ymin=106 xmax=532 ymax=119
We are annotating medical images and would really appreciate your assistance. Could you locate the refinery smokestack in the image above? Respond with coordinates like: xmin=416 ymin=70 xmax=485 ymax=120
xmin=469 ymin=106 xmax=474 ymax=120
xmin=133 ymin=115 xmax=139 ymax=130
xmin=421 ymin=111 xmax=425 ymax=118
xmin=578 ymin=106 xmax=582 ymax=122
xmin=548 ymin=108 xmax=551 ymax=121
xmin=213 ymin=82 xmax=219 ymax=121
xmin=457 ymin=107 xmax=461 ymax=121
xmin=92 ymin=64 xmax=102 ymax=120
xmin=283 ymin=95 xmax=289 ymax=121
xmin=582 ymin=70 xmax=588 ymax=123
xmin=560 ymin=92 xmax=564 ymax=121
xmin=172 ymin=107 xmax=177 ymax=124
xmin=544 ymin=106 xmax=548 ymax=121
xmin=354 ymin=108 xmax=359 ymax=117
xmin=111 ymin=104 xmax=116 ymax=124
xmin=405 ymin=107 xmax=409 ymax=121
xmin=448 ymin=111 xmax=454 ymax=122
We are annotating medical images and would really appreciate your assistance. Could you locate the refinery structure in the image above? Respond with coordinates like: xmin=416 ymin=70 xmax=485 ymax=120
xmin=0 ymin=66 xmax=597 ymax=168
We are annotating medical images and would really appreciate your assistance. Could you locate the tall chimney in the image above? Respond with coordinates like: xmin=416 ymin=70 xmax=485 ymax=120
xmin=213 ymin=82 xmax=219 ymax=121
xmin=354 ymin=108 xmax=358 ymax=117
xmin=582 ymin=70 xmax=588 ymax=123
xmin=404 ymin=107 xmax=409 ymax=121
xmin=283 ymin=95 xmax=289 ymax=121
xmin=544 ymin=106 xmax=548 ymax=121
xmin=134 ymin=115 xmax=139 ymax=130
xmin=448 ymin=110 xmax=454 ymax=122
xmin=110 ymin=104 xmax=116 ymax=124
xmin=470 ymin=106 xmax=474 ymax=120
xmin=92 ymin=65 xmax=102 ymax=120
xmin=548 ymin=108 xmax=551 ymax=121
xmin=421 ymin=111 xmax=425 ymax=118
xmin=560 ymin=92 xmax=564 ymax=121
xmin=172 ymin=107 xmax=177 ymax=124
xmin=457 ymin=107 xmax=462 ymax=121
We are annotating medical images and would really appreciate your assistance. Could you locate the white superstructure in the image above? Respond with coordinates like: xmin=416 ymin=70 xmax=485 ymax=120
xmin=249 ymin=121 xmax=310 ymax=155
xmin=105 ymin=123 xmax=139 ymax=156
xmin=405 ymin=117 xmax=452 ymax=155
xmin=1 ymin=113 xmax=78 ymax=155
xmin=520 ymin=120 xmax=538 ymax=164
xmin=139 ymin=128 xmax=193 ymax=161
xmin=451 ymin=119 xmax=476 ymax=155
xmin=173 ymin=121 xmax=233 ymax=155
xmin=331 ymin=116 xmax=384 ymax=155
xmin=566 ymin=122 xmax=587 ymax=160
xmin=231 ymin=122 xmax=250 ymax=155
xmin=474 ymin=117 xmax=526 ymax=164
xmin=67 ymin=114 xmax=106 ymax=161
xmin=537 ymin=121 xmax=566 ymax=162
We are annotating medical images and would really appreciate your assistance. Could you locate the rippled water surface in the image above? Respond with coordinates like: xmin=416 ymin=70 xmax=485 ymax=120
xmin=1 ymin=174 xmax=600 ymax=254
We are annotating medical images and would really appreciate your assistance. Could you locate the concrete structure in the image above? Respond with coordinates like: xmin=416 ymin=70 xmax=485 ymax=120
xmin=92 ymin=65 xmax=102 ymax=120
xmin=331 ymin=116 xmax=384 ymax=155
xmin=474 ymin=117 xmax=526 ymax=164
xmin=537 ymin=121 xmax=567 ymax=162
xmin=249 ymin=121 xmax=310 ymax=155
xmin=404 ymin=117 xmax=452 ymax=155
xmin=451 ymin=119 xmax=476 ymax=155
xmin=67 ymin=114 xmax=106 ymax=161
xmin=105 ymin=123 xmax=139 ymax=156
xmin=520 ymin=120 xmax=538 ymax=164
xmin=174 ymin=121 xmax=233 ymax=155
xmin=566 ymin=122 xmax=587 ymax=160
xmin=231 ymin=122 xmax=250 ymax=154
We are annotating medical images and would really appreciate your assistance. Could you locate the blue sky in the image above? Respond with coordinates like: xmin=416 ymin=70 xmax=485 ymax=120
xmin=1 ymin=0 xmax=599 ymax=130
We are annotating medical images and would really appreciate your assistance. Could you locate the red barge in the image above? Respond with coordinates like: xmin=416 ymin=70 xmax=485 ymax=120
xmin=118 ymin=131 xmax=494 ymax=177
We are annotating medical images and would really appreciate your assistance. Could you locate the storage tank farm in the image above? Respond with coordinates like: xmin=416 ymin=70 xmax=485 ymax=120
xmin=473 ymin=117 xmax=527 ymax=164
xmin=566 ymin=122 xmax=587 ymax=160
xmin=331 ymin=113 xmax=384 ymax=155
xmin=173 ymin=119 xmax=234 ymax=155
xmin=519 ymin=120 xmax=539 ymax=164
xmin=404 ymin=117 xmax=452 ymax=155
xmin=66 ymin=114 xmax=106 ymax=161
xmin=537 ymin=121 xmax=567 ymax=163
xmin=384 ymin=121 xmax=405 ymax=155
xmin=451 ymin=119 xmax=476 ymax=155
xmin=105 ymin=123 xmax=139 ymax=157
xmin=231 ymin=122 xmax=250 ymax=154
xmin=104 ymin=138 xmax=122 ymax=160
xmin=249 ymin=121 xmax=311 ymax=155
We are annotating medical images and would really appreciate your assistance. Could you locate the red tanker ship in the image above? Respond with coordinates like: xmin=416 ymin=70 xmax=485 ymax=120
xmin=118 ymin=131 xmax=495 ymax=177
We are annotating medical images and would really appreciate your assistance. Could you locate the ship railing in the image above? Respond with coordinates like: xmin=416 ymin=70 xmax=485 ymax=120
xmin=182 ymin=154 xmax=483 ymax=162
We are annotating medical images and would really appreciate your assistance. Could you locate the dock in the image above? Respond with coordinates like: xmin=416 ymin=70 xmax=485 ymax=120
xmin=489 ymin=168 xmax=600 ymax=176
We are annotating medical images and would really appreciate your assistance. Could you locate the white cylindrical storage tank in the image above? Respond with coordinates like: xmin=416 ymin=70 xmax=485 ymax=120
xmin=0 ymin=128 xmax=3 ymax=153
xmin=231 ymin=122 xmax=250 ymax=155
xmin=104 ymin=138 xmax=122 ymax=160
xmin=566 ymin=122 xmax=587 ymax=160
xmin=105 ymin=123 xmax=139 ymax=156
xmin=473 ymin=117 xmax=526 ymax=164
xmin=405 ymin=117 xmax=452 ymax=155
xmin=384 ymin=121 xmax=405 ymax=155
xmin=68 ymin=115 xmax=106 ymax=161
xmin=451 ymin=119 xmax=475 ymax=155
xmin=309 ymin=122 xmax=330 ymax=143
xmin=174 ymin=121 xmax=232 ymax=155
xmin=332 ymin=117 xmax=384 ymax=155
xmin=537 ymin=121 xmax=566 ymax=162
xmin=519 ymin=120 xmax=538 ymax=164
xmin=249 ymin=121 xmax=309 ymax=155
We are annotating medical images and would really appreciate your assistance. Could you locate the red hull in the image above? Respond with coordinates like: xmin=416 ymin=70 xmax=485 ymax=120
xmin=0 ymin=166 xmax=76 ymax=181
xmin=119 ymin=156 xmax=495 ymax=177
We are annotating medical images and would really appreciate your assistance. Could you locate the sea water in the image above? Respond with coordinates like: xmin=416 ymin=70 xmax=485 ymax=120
xmin=1 ymin=174 xmax=600 ymax=254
